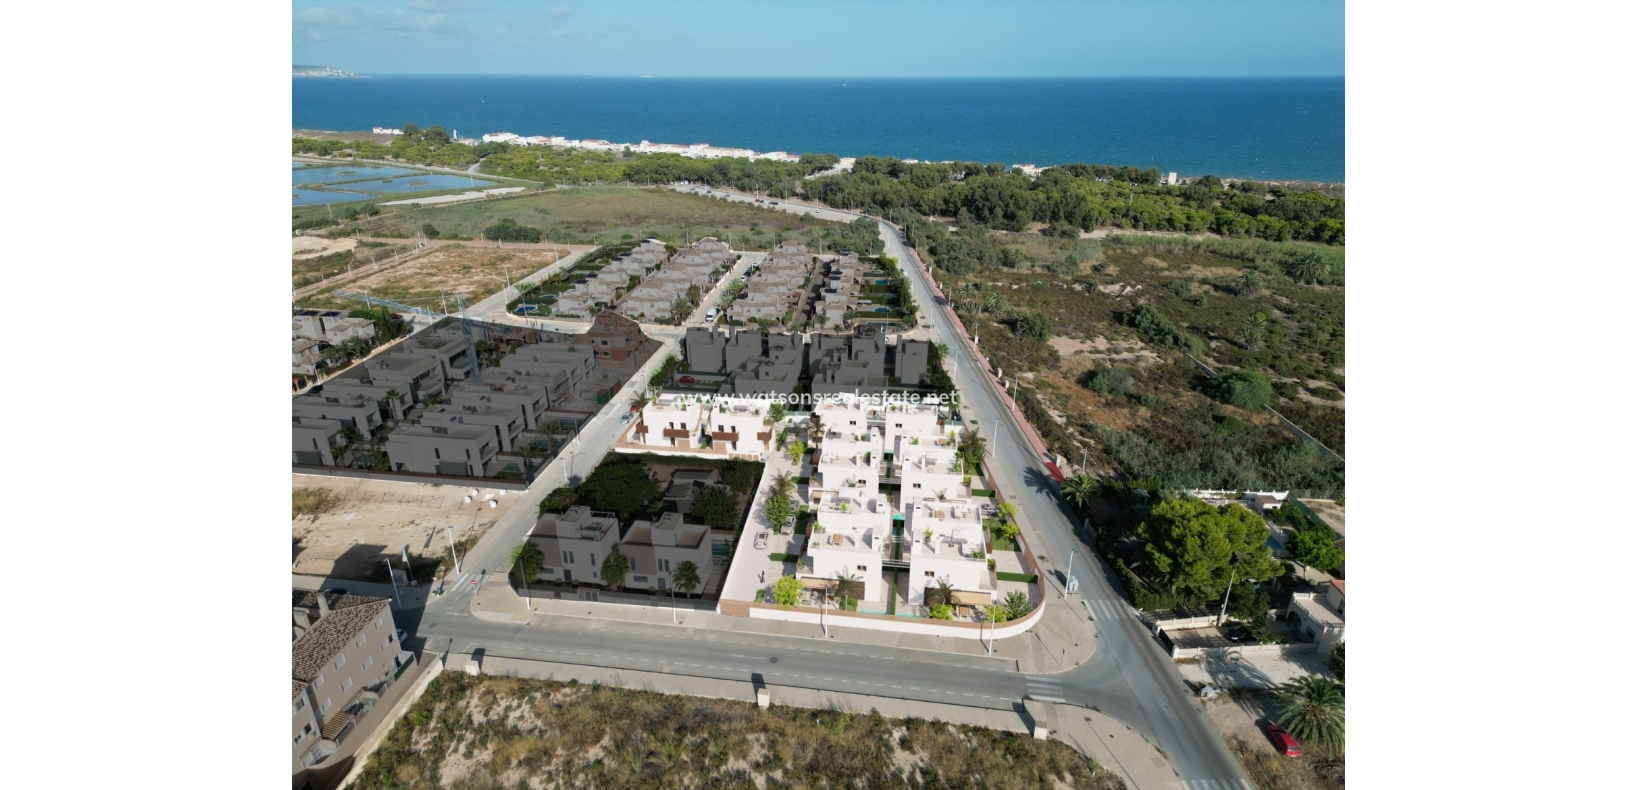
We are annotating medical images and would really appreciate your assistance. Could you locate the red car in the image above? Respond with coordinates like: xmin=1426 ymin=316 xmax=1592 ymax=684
xmin=1265 ymin=724 xmax=1302 ymax=757
xmin=678 ymin=375 xmax=696 ymax=384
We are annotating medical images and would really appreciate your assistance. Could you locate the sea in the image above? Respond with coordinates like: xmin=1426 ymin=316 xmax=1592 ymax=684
xmin=293 ymin=76 xmax=1344 ymax=183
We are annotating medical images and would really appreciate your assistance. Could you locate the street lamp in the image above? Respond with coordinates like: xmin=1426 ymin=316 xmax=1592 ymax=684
xmin=445 ymin=525 xmax=462 ymax=575
xmin=1217 ymin=557 xmax=1254 ymax=627
xmin=1063 ymin=548 xmax=1078 ymax=597
xmin=384 ymin=558 xmax=402 ymax=607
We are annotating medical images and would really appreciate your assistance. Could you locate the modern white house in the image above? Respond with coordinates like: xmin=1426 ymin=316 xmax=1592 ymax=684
xmin=701 ymin=396 xmax=775 ymax=457
xmin=903 ymin=496 xmax=991 ymax=607
xmin=802 ymin=497 xmax=889 ymax=603
xmin=619 ymin=511 xmax=714 ymax=592
xmin=630 ymin=394 xmax=705 ymax=449
xmin=1287 ymin=579 xmax=1346 ymax=655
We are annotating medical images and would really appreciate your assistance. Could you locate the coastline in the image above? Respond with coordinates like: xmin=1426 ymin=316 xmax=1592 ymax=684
xmin=292 ymin=128 xmax=1344 ymax=191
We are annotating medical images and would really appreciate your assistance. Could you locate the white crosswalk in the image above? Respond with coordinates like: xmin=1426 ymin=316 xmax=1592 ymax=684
xmin=1086 ymin=598 xmax=1127 ymax=621
xmin=1182 ymin=779 xmax=1254 ymax=790
xmin=1024 ymin=676 xmax=1066 ymax=703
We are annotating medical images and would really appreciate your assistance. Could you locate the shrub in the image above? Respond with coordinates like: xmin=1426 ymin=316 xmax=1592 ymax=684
xmin=1002 ymin=590 xmax=1031 ymax=620
xmin=1307 ymin=385 xmax=1344 ymax=401
xmin=1121 ymin=304 xmax=1202 ymax=354
xmin=1289 ymin=529 xmax=1344 ymax=570
xmin=928 ymin=604 xmax=954 ymax=620
xmin=1015 ymin=311 xmax=1051 ymax=342
xmin=772 ymin=575 xmax=803 ymax=609
xmin=1204 ymin=369 xmax=1274 ymax=411
xmin=1082 ymin=367 xmax=1134 ymax=395
xmin=483 ymin=218 xmax=544 ymax=243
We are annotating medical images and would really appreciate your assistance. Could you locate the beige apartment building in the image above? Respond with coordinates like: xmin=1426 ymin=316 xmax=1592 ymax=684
xmin=291 ymin=591 xmax=409 ymax=775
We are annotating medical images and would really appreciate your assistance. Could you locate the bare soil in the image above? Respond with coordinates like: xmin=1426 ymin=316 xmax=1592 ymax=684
xmin=293 ymin=236 xmax=357 ymax=259
xmin=1205 ymin=693 xmax=1345 ymax=790
xmin=296 ymin=244 xmax=564 ymax=310
xmin=291 ymin=475 xmax=521 ymax=581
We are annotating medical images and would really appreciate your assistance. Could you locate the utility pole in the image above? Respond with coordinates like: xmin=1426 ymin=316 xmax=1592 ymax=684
xmin=446 ymin=525 xmax=462 ymax=575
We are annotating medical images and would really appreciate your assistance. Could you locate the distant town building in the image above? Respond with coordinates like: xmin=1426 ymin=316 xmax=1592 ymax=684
xmin=1165 ymin=172 xmax=1178 ymax=186
xmin=371 ymin=127 xmax=405 ymax=135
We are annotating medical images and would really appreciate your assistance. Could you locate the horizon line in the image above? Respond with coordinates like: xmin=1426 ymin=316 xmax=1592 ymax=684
xmin=297 ymin=72 xmax=1345 ymax=81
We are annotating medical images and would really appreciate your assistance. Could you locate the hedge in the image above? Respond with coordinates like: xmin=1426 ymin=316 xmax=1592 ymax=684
xmin=970 ymin=488 xmax=996 ymax=497
xmin=996 ymin=572 xmax=1038 ymax=583
xmin=769 ymin=553 xmax=800 ymax=563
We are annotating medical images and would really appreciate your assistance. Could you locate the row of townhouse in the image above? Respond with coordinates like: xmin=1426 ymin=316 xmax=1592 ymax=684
xmin=292 ymin=309 xmax=378 ymax=375
xmin=801 ymin=396 xmax=989 ymax=608
xmin=809 ymin=325 xmax=932 ymax=393
xmin=620 ymin=238 xmax=735 ymax=321
xmin=294 ymin=313 xmax=653 ymax=475
xmin=815 ymin=252 xmax=865 ymax=328
xmin=727 ymin=242 xmax=812 ymax=323
xmin=683 ymin=327 xmax=806 ymax=395
xmin=291 ymin=591 xmax=409 ymax=776
xmin=554 ymin=240 xmax=671 ymax=316
xmin=627 ymin=393 xmax=777 ymax=457
xmin=524 ymin=504 xmax=716 ymax=592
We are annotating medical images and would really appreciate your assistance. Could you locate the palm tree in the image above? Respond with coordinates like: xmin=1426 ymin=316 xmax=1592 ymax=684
xmin=1061 ymin=474 xmax=1097 ymax=511
xmin=1284 ymin=250 xmax=1331 ymax=284
xmin=1276 ymin=676 xmax=1346 ymax=752
xmin=771 ymin=471 xmax=795 ymax=499
xmin=509 ymin=541 xmax=545 ymax=602
xmin=929 ymin=575 xmax=956 ymax=609
xmin=515 ymin=443 xmax=541 ymax=481
xmin=384 ymin=389 xmax=402 ymax=420
xmin=833 ymin=570 xmax=863 ymax=610
xmin=1235 ymin=270 xmax=1262 ymax=296
xmin=673 ymin=560 xmax=701 ymax=598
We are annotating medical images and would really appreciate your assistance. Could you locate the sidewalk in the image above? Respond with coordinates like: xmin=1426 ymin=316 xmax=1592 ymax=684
xmin=471 ymin=570 xmax=1099 ymax=675
xmin=462 ymin=652 xmax=1177 ymax=790
xmin=1034 ymin=700 xmax=1183 ymax=790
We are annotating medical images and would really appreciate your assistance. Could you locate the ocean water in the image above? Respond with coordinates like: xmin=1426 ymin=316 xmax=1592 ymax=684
xmin=293 ymin=76 xmax=1343 ymax=182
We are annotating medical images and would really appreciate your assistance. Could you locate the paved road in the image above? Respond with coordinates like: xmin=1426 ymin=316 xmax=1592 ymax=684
xmin=672 ymin=185 xmax=1252 ymax=788
xmin=402 ymin=183 xmax=1248 ymax=787
xmin=412 ymin=608 xmax=1032 ymax=711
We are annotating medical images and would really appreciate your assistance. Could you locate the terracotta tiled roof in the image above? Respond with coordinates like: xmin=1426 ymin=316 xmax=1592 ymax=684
xmin=1331 ymin=579 xmax=1345 ymax=596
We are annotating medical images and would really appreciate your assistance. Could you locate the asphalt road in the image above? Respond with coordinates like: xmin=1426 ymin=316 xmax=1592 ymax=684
xmin=673 ymin=185 xmax=1251 ymax=787
xmin=413 ymin=606 xmax=1033 ymax=712
xmin=407 ymin=184 xmax=1250 ymax=787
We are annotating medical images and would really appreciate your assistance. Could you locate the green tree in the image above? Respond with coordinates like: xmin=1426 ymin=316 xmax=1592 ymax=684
xmin=1327 ymin=643 xmax=1345 ymax=682
xmin=1003 ymin=589 xmax=1032 ymax=620
xmin=421 ymin=223 xmax=440 ymax=239
xmin=1016 ymin=311 xmax=1051 ymax=342
xmin=599 ymin=549 xmax=629 ymax=588
xmin=537 ymin=486 xmax=578 ymax=516
xmin=1276 ymin=676 xmax=1346 ymax=752
xmin=692 ymin=485 xmax=742 ymax=529
xmin=1061 ymin=474 xmax=1096 ymax=510
xmin=510 ymin=541 xmax=544 ymax=591
xmin=1289 ymin=530 xmax=1345 ymax=571
xmin=1205 ymin=369 xmax=1274 ymax=411
xmin=723 ymin=459 xmax=761 ymax=494
xmin=766 ymin=401 xmax=786 ymax=423
xmin=1135 ymin=498 xmax=1281 ymax=599
xmin=785 ymin=440 xmax=808 ymax=465
xmin=673 ymin=560 xmax=701 ymax=598
xmin=772 ymin=574 xmax=803 ymax=609
xmin=1283 ymin=250 xmax=1331 ymax=284
xmin=956 ymin=430 xmax=987 ymax=471
xmin=579 ymin=463 xmax=660 ymax=519
xmin=764 ymin=491 xmax=794 ymax=533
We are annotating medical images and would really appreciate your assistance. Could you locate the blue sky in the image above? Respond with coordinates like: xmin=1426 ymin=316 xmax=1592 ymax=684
xmin=293 ymin=0 xmax=1343 ymax=77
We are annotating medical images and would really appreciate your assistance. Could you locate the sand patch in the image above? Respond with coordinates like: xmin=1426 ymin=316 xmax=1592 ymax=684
xmin=293 ymin=236 xmax=357 ymax=259
xmin=291 ymin=475 xmax=517 ymax=580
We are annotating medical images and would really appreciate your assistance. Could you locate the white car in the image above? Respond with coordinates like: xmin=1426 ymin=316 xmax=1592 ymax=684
xmin=705 ymin=307 xmax=720 ymax=321
xmin=754 ymin=531 xmax=769 ymax=549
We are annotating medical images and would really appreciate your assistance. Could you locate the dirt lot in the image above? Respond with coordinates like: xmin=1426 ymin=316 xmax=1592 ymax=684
xmin=1299 ymin=498 xmax=1346 ymax=536
xmin=1202 ymin=692 xmax=1345 ymax=790
xmin=293 ymin=236 xmax=356 ymax=259
xmin=291 ymin=475 xmax=522 ymax=581
xmin=296 ymin=244 xmax=564 ymax=310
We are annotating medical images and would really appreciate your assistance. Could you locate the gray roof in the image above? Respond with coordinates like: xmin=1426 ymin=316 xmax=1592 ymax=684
xmin=292 ymin=595 xmax=391 ymax=697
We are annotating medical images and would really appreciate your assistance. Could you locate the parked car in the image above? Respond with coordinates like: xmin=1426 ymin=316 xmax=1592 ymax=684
xmin=754 ymin=531 xmax=769 ymax=549
xmin=705 ymin=307 xmax=720 ymax=321
xmin=679 ymin=375 xmax=696 ymax=384
xmin=1265 ymin=724 xmax=1302 ymax=757
xmin=621 ymin=411 xmax=634 ymax=424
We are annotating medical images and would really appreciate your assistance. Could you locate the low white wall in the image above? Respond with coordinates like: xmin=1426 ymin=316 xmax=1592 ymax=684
xmin=1173 ymin=642 xmax=1318 ymax=660
xmin=744 ymin=597 xmax=1043 ymax=641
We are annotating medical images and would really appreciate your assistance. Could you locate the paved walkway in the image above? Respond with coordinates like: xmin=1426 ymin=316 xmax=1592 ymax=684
xmin=458 ymin=653 xmax=1175 ymax=790
xmin=471 ymin=568 xmax=1098 ymax=675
